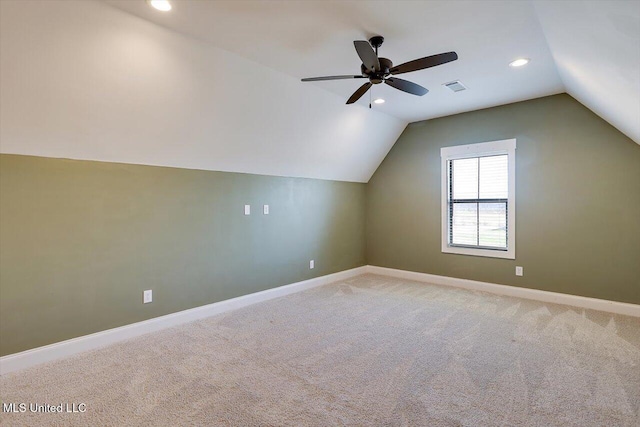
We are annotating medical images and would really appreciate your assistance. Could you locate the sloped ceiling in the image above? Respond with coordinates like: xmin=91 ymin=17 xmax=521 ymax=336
xmin=103 ymin=0 xmax=565 ymax=124
xmin=0 ymin=1 xmax=638 ymax=185
xmin=0 ymin=0 xmax=405 ymax=183
xmin=102 ymin=0 xmax=639 ymax=145
xmin=534 ymin=0 xmax=640 ymax=144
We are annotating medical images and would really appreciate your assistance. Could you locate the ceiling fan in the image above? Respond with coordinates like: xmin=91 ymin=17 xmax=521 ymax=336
xmin=301 ymin=36 xmax=458 ymax=105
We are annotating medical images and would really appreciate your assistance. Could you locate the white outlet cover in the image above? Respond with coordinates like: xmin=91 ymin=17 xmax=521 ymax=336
xmin=515 ymin=266 xmax=523 ymax=276
xmin=143 ymin=289 xmax=153 ymax=304
xmin=310 ymin=260 xmax=314 ymax=269
xmin=263 ymin=204 xmax=269 ymax=215
xmin=244 ymin=205 xmax=250 ymax=215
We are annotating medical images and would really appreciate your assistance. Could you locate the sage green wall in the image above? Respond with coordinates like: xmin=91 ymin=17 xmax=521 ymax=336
xmin=2 ymin=94 xmax=639 ymax=357
xmin=0 ymin=155 xmax=366 ymax=355
xmin=367 ymin=94 xmax=640 ymax=305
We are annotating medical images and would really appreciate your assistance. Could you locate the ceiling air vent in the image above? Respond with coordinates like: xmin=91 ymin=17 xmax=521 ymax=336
xmin=443 ymin=80 xmax=467 ymax=92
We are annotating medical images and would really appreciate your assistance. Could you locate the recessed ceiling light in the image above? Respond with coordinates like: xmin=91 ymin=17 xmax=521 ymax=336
xmin=509 ymin=58 xmax=530 ymax=67
xmin=148 ymin=0 xmax=172 ymax=12
xmin=373 ymin=98 xmax=385 ymax=104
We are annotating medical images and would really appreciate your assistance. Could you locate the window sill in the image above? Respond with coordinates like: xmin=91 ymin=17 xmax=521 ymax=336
xmin=442 ymin=245 xmax=515 ymax=259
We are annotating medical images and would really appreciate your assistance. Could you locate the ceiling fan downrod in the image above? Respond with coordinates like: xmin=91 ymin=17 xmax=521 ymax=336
xmin=369 ymin=35 xmax=384 ymax=56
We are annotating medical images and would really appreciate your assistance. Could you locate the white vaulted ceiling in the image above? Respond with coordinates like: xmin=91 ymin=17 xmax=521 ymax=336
xmin=534 ymin=0 xmax=640 ymax=144
xmin=0 ymin=0 xmax=405 ymax=183
xmin=103 ymin=0 xmax=566 ymax=124
xmin=1 ymin=1 xmax=638 ymax=184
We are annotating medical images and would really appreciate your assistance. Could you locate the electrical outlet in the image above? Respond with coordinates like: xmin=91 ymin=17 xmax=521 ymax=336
xmin=310 ymin=260 xmax=314 ymax=269
xmin=244 ymin=205 xmax=250 ymax=215
xmin=263 ymin=204 xmax=269 ymax=215
xmin=515 ymin=266 xmax=523 ymax=276
xmin=143 ymin=289 xmax=153 ymax=304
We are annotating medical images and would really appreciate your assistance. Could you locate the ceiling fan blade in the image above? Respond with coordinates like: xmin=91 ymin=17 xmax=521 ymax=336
xmin=354 ymin=41 xmax=380 ymax=72
xmin=301 ymin=75 xmax=367 ymax=82
xmin=346 ymin=82 xmax=372 ymax=104
xmin=390 ymin=52 xmax=458 ymax=75
xmin=385 ymin=77 xmax=429 ymax=96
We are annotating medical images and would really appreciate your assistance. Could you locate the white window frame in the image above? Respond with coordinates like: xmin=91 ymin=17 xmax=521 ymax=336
xmin=440 ymin=139 xmax=516 ymax=259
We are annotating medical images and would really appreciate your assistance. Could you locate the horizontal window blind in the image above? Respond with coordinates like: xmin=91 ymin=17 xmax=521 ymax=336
xmin=448 ymin=154 xmax=508 ymax=250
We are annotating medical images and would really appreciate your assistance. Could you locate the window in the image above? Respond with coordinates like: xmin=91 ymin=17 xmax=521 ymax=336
xmin=441 ymin=139 xmax=516 ymax=259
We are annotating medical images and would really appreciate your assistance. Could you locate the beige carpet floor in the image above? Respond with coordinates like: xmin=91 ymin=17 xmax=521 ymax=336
xmin=1 ymin=274 xmax=639 ymax=426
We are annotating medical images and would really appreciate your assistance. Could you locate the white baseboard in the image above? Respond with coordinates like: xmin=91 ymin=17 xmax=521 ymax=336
xmin=366 ymin=265 xmax=640 ymax=317
xmin=4 ymin=265 xmax=636 ymax=376
xmin=0 ymin=266 xmax=367 ymax=376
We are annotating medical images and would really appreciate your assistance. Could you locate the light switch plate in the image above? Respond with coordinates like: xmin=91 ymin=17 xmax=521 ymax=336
xmin=263 ymin=205 xmax=269 ymax=215
xmin=310 ymin=260 xmax=314 ymax=269
xmin=515 ymin=266 xmax=523 ymax=276
xmin=244 ymin=205 xmax=250 ymax=215
xmin=143 ymin=289 xmax=153 ymax=304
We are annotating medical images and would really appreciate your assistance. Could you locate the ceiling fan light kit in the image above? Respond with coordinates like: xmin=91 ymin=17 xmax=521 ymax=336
xmin=301 ymin=35 xmax=458 ymax=105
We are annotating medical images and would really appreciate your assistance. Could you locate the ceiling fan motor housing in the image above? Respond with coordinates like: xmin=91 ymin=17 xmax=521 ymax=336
xmin=362 ymin=58 xmax=393 ymax=84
